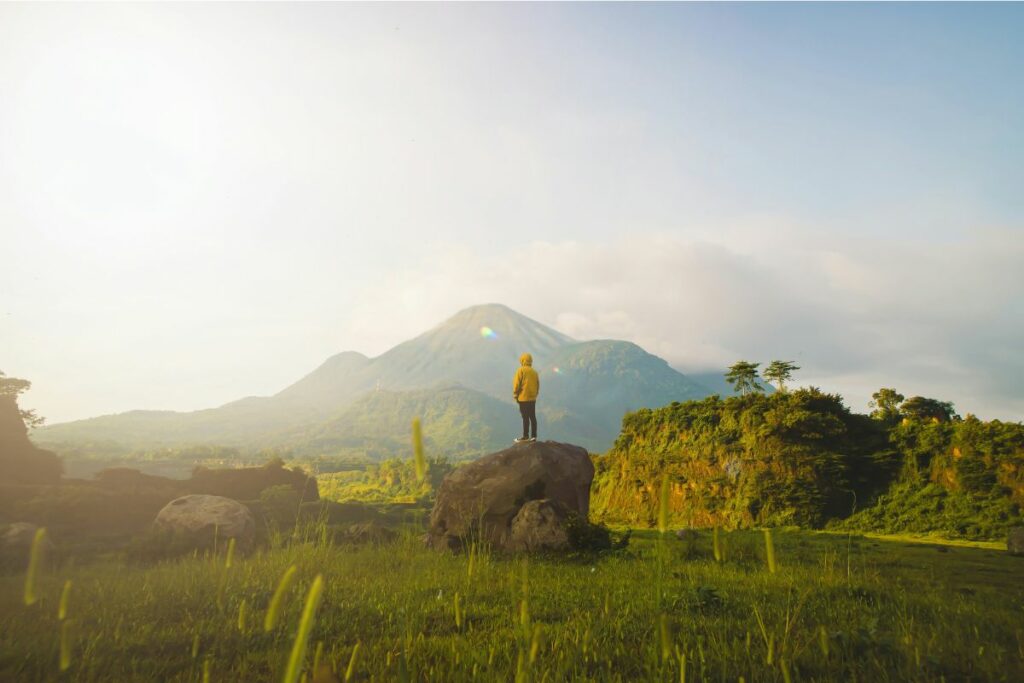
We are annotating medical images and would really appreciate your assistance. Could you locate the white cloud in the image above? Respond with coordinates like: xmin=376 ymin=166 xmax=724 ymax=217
xmin=344 ymin=228 xmax=1024 ymax=420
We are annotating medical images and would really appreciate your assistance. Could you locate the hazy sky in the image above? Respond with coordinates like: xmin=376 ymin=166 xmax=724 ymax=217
xmin=2 ymin=3 xmax=1022 ymax=423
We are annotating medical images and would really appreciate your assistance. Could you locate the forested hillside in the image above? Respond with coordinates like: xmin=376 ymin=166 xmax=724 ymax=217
xmin=591 ymin=388 xmax=1024 ymax=540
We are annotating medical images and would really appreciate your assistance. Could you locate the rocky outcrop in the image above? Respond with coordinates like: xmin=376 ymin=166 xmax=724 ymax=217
xmin=0 ymin=396 xmax=62 ymax=484
xmin=154 ymin=494 xmax=255 ymax=547
xmin=189 ymin=460 xmax=319 ymax=502
xmin=427 ymin=441 xmax=594 ymax=552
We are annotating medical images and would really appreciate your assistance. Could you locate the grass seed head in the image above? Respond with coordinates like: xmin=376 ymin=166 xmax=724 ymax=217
xmin=265 ymin=565 xmax=300 ymax=632
xmin=58 ymin=580 xmax=72 ymax=621
xmin=412 ymin=418 xmax=427 ymax=483
xmin=23 ymin=527 xmax=48 ymax=606
xmin=283 ymin=574 xmax=325 ymax=683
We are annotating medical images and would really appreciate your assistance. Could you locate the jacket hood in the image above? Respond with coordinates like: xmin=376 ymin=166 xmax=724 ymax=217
xmin=519 ymin=353 xmax=533 ymax=366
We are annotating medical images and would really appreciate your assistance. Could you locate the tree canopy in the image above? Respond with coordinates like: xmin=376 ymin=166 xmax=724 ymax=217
xmin=901 ymin=396 xmax=958 ymax=423
xmin=869 ymin=388 xmax=905 ymax=421
xmin=724 ymin=361 xmax=763 ymax=396
xmin=763 ymin=360 xmax=800 ymax=392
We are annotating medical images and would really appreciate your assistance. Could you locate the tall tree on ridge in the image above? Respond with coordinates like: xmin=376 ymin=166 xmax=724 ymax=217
xmin=868 ymin=388 xmax=904 ymax=421
xmin=725 ymin=361 xmax=763 ymax=396
xmin=763 ymin=360 xmax=800 ymax=393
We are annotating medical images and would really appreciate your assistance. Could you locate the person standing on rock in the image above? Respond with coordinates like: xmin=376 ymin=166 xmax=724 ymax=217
xmin=513 ymin=353 xmax=539 ymax=443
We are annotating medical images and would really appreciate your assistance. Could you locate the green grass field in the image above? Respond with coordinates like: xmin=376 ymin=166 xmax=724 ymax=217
xmin=2 ymin=527 xmax=1022 ymax=682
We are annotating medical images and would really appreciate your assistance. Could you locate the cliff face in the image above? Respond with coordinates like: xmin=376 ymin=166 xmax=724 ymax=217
xmin=590 ymin=390 xmax=892 ymax=529
xmin=0 ymin=396 xmax=62 ymax=484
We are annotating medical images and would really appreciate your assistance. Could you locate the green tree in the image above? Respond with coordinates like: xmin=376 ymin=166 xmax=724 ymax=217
xmin=0 ymin=370 xmax=45 ymax=429
xmin=900 ymin=396 xmax=958 ymax=423
xmin=724 ymin=361 xmax=763 ymax=396
xmin=763 ymin=360 xmax=800 ymax=392
xmin=869 ymin=388 xmax=905 ymax=421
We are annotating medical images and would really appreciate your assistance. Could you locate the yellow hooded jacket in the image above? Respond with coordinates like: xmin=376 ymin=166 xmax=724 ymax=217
xmin=513 ymin=353 xmax=540 ymax=402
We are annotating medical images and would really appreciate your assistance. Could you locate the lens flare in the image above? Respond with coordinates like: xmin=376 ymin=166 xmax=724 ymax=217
xmin=552 ymin=366 xmax=562 ymax=374
xmin=480 ymin=326 xmax=498 ymax=339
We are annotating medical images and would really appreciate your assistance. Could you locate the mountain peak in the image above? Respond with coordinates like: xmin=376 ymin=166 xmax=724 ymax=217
xmin=433 ymin=303 xmax=575 ymax=347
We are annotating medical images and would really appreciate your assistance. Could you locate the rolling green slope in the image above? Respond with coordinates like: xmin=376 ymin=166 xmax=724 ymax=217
xmin=282 ymin=385 xmax=514 ymax=461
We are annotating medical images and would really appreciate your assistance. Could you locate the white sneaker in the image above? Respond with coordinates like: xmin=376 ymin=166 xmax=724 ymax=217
xmin=528 ymin=437 xmax=537 ymax=442
xmin=514 ymin=437 xmax=529 ymax=444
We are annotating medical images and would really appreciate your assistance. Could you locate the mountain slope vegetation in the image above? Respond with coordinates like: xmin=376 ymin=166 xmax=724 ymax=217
xmin=592 ymin=389 xmax=1023 ymax=540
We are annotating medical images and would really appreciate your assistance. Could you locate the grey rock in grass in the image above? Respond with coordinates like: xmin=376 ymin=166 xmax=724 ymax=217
xmin=154 ymin=494 xmax=255 ymax=547
xmin=509 ymin=499 xmax=571 ymax=552
xmin=344 ymin=521 xmax=398 ymax=545
xmin=1008 ymin=527 xmax=1024 ymax=556
xmin=427 ymin=441 xmax=593 ymax=552
xmin=1 ymin=522 xmax=54 ymax=553
xmin=675 ymin=529 xmax=698 ymax=543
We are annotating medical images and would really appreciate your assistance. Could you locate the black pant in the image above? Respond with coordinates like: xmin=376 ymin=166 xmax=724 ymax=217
xmin=518 ymin=401 xmax=537 ymax=439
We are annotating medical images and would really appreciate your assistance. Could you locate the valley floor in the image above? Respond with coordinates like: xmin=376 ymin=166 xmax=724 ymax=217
xmin=1 ymin=528 xmax=1022 ymax=682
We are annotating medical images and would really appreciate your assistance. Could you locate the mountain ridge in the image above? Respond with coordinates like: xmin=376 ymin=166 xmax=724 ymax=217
xmin=34 ymin=304 xmax=714 ymax=458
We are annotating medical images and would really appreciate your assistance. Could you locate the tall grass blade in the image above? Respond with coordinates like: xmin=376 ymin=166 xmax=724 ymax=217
xmin=528 ymin=623 xmax=541 ymax=664
xmin=312 ymin=640 xmax=323 ymax=673
xmin=519 ymin=599 xmax=530 ymax=640
xmin=412 ymin=418 xmax=427 ymax=483
xmin=780 ymin=658 xmax=792 ymax=683
xmin=659 ymin=613 xmax=672 ymax=662
xmin=225 ymin=537 xmax=236 ymax=569
xmin=712 ymin=527 xmax=722 ymax=563
xmin=23 ymin=527 xmax=47 ymax=606
xmin=657 ymin=475 xmax=670 ymax=534
xmin=59 ymin=619 xmax=74 ymax=672
xmin=763 ymin=529 xmax=777 ymax=574
xmin=265 ymin=565 xmax=299 ymax=632
xmin=344 ymin=641 xmax=361 ymax=682
xmin=58 ymin=580 xmax=72 ymax=620
xmin=514 ymin=649 xmax=527 ymax=683
xmin=283 ymin=574 xmax=325 ymax=683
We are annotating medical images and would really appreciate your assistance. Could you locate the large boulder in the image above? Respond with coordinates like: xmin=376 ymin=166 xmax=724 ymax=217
xmin=427 ymin=441 xmax=593 ymax=552
xmin=1008 ymin=526 xmax=1024 ymax=556
xmin=154 ymin=495 xmax=255 ymax=547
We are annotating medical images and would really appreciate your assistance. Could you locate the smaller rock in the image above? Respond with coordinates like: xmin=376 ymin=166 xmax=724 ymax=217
xmin=1008 ymin=526 xmax=1024 ymax=556
xmin=2 ymin=522 xmax=53 ymax=552
xmin=509 ymin=499 xmax=570 ymax=552
xmin=154 ymin=494 xmax=256 ymax=548
xmin=0 ymin=523 xmax=54 ymax=567
xmin=344 ymin=521 xmax=398 ymax=545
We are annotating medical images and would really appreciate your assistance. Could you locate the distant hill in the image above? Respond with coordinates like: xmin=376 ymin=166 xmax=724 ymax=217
xmin=35 ymin=303 xmax=713 ymax=459
xmin=279 ymin=386 xmax=513 ymax=461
